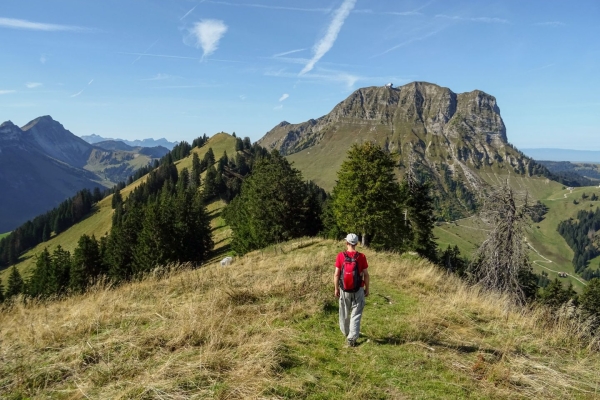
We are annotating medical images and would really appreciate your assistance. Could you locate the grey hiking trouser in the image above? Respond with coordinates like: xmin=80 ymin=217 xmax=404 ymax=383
xmin=339 ymin=287 xmax=365 ymax=341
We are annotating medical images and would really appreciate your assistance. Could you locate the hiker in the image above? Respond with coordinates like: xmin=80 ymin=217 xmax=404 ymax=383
xmin=334 ymin=233 xmax=369 ymax=347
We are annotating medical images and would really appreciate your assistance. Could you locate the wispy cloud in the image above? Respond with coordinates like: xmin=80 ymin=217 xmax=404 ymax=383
xmin=132 ymin=39 xmax=159 ymax=64
xmin=435 ymin=14 xmax=510 ymax=24
xmin=354 ymin=9 xmax=422 ymax=16
xmin=206 ymin=1 xmax=331 ymax=13
xmin=141 ymin=73 xmax=173 ymax=81
xmin=534 ymin=21 xmax=565 ymax=27
xmin=0 ymin=90 xmax=16 ymax=95
xmin=274 ymin=104 xmax=283 ymax=110
xmin=372 ymin=28 xmax=445 ymax=57
xmin=239 ymin=94 xmax=246 ymax=100
xmin=70 ymin=89 xmax=85 ymax=98
xmin=70 ymin=78 xmax=94 ymax=98
xmin=40 ymin=54 xmax=47 ymax=64
xmin=186 ymin=19 xmax=228 ymax=58
xmin=279 ymin=93 xmax=289 ymax=102
xmin=273 ymin=48 xmax=306 ymax=58
xmin=525 ymin=63 xmax=555 ymax=73
xmin=121 ymin=52 xmax=199 ymax=60
xmin=25 ymin=82 xmax=42 ymax=89
xmin=267 ymin=68 xmax=362 ymax=89
xmin=0 ymin=17 xmax=88 ymax=31
xmin=180 ymin=1 xmax=206 ymax=20
xmin=300 ymin=0 xmax=357 ymax=75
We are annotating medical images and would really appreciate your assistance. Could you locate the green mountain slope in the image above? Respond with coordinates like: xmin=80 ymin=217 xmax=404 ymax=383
xmin=2 ymin=238 xmax=598 ymax=398
xmin=435 ymin=182 xmax=600 ymax=291
xmin=0 ymin=133 xmax=237 ymax=283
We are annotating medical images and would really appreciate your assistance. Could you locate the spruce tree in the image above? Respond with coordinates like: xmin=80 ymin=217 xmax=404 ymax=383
xmin=71 ymin=235 xmax=103 ymax=292
xmin=191 ymin=153 xmax=202 ymax=188
xmin=0 ymin=277 xmax=4 ymax=303
xmin=580 ymin=278 xmax=600 ymax=323
xmin=331 ymin=142 xmax=406 ymax=249
xmin=540 ymin=278 xmax=577 ymax=309
xmin=404 ymin=179 xmax=438 ymax=261
xmin=224 ymin=151 xmax=322 ymax=254
xmin=29 ymin=248 xmax=53 ymax=297
xmin=112 ymin=189 xmax=123 ymax=210
xmin=6 ymin=266 xmax=24 ymax=298
xmin=203 ymin=147 xmax=215 ymax=167
xmin=52 ymin=245 xmax=72 ymax=295
xmin=203 ymin=166 xmax=218 ymax=201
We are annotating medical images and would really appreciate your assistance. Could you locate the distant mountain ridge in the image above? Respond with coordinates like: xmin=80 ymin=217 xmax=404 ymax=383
xmin=522 ymin=148 xmax=600 ymax=163
xmin=81 ymin=133 xmax=177 ymax=150
xmin=259 ymin=81 xmax=549 ymax=219
xmin=0 ymin=116 xmax=169 ymax=232
xmin=0 ymin=120 xmax=103 ymax=232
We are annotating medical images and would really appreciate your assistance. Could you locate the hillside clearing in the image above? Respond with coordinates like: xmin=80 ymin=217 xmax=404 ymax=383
xmin=1 ymin=238 xmax=599 ymax=399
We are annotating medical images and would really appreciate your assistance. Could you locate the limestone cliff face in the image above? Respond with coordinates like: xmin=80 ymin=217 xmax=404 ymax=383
xmin=258 ymin=82 xmax=547 ymax=218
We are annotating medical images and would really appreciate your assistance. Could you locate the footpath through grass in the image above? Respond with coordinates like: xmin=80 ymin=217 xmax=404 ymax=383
xmin=2 ymin=238 xmax=600 ymax=399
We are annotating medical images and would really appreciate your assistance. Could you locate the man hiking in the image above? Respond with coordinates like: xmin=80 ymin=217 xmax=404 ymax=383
xmin=334 ymin=233 xmax=369 ymax=347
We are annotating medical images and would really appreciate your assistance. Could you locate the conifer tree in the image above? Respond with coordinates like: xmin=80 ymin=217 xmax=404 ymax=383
xmin=404 ymin=179 xmax=438 ymax=261
xmin=191 ymin=153 xmax=202 ymax=188
xmin=52 ymin=245 xmax=72 ymax=295
xmin=112 ymin=189 xmax=123 ymax=209
xmin=224 ymin=151 xmax=322 ymax=254
xmin=203 ymin=166 xmax=218 ymax=201
xmin=0 ymin=277 xmax=4 ymax=303
xmin=540 ymin=278 xmax=578 ymax=309
xmin=29 ymin=248 xmax=53 ymax=297
xmin=106 ymin=204 xmax=144 ymax=281
xmin=203 ymin=147 xmax=215 ymax=167
xmin=440 ymin=245 xmax=467 ymax=276
xmin=580 ymin=278 xmax=600 ymax=323
xmin=331 ymin=142 xmax=405 ymax=249
xmin=71 ymin=235 xmax=103 ymax=292
xmin=6 ymin=266 xmax=24 ymax=298
xmin=235 ymin=137 xmax=244 ymax=152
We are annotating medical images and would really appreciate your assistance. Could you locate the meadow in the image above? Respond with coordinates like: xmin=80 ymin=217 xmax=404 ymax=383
xmin=2 ymin=238 xmax=600 ymax=398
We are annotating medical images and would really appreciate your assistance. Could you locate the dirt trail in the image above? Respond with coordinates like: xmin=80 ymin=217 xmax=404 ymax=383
xmin=526 ymin=241 xmax=587 ymax=286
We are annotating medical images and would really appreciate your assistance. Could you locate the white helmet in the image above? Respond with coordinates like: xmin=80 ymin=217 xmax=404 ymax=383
xmin=345 ymin=233 xmax=359 ymax=245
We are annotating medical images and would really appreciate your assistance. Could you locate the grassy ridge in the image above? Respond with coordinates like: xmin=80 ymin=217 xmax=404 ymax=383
xmin=2 ymin=238 xmax=599 ymax=398
xmin=0 ymin=133 xmax=238 ymax=283
xmin=0 ymin=232 xmax=9 ymax=240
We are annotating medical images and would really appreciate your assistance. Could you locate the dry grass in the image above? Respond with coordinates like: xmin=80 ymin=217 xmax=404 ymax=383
xmin=2 ymin=239 xmax=600 ymax=399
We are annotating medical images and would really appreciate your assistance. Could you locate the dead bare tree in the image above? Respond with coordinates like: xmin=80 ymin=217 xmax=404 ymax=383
xmin=469 ymin=183 xmax=534 ymax=304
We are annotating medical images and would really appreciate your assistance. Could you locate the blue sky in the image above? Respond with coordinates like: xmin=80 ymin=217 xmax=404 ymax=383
xmin=0 ymin=0 xmax=598 ymax=149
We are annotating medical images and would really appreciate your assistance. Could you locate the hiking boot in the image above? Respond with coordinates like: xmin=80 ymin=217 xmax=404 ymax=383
xmin=346 ymin=338 xmax=357 ymax=347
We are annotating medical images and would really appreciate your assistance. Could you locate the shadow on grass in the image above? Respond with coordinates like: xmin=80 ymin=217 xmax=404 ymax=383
xmin=209 ymin=209 xmax=222 ymax=220
xmin=366 ymin=334 xmax=503 ymax=358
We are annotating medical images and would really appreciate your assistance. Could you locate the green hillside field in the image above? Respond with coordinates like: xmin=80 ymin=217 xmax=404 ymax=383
xmin=435 ymin=177 xmax=600 ymax=291
xmin=2 ymin=238 xmax=599 ymax=398
xmin=0 ymin=232 xmax=9 ymax=240
xmin=0 ymin=133 xmax=237 ymax=283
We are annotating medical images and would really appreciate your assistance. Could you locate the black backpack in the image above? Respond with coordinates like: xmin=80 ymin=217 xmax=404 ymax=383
xmin=340 ymin=252 xmax=362 ymax=292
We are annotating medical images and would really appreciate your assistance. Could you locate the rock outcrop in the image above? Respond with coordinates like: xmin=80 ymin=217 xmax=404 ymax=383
xmin=259 ymin=82 xmax=548 ymax=218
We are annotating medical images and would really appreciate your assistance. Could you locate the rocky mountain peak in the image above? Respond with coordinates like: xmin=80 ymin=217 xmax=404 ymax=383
xmin=18 ymin=116 xmax=93 ymax=167
xmin=258 ymin=81 xmax=546 ymax=218
xmin=0 ymin=120 xmax=23 ymax=143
